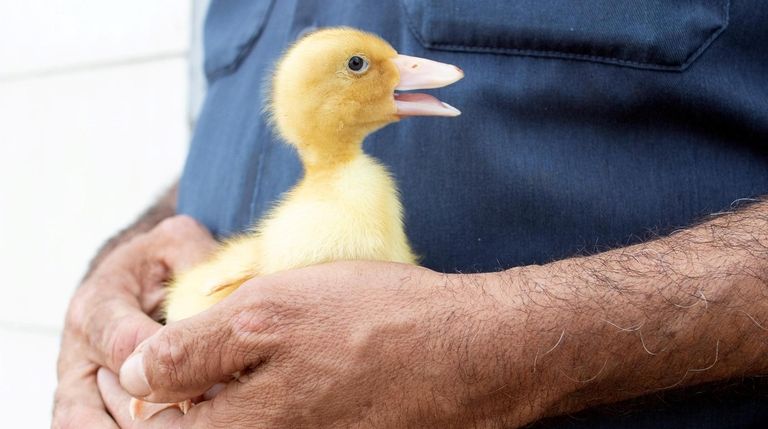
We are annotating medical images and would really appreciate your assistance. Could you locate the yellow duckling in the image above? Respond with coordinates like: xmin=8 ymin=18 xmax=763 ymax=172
xmin=167 ymin=27 xmax=463 ymax=321
xmin=130 ymin=27 xmax=463 ymax=419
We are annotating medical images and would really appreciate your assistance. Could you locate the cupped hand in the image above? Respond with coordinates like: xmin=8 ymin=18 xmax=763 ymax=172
xmin=101 ymin=262 xmax=550 ymax=428
xmin=53 ymin=216 xmax=217 ymax=428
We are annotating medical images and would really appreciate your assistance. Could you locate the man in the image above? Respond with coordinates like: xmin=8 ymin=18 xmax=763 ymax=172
xmin=54 ymin=1 xmax=768 ymax=427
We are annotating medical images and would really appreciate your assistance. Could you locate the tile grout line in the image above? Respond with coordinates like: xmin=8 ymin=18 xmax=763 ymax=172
xmin=0 ymin=319 xmax=61 ymax=337
xmin=0 ymin=50 xmax=190 ymax=83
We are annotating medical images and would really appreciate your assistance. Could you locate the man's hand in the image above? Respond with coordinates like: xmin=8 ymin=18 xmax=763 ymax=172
xmin=100 ymin=201 xmax=768 ymax=428
xmin=53 ymin=216 xmax=217 ymax=428
xmin=99 ymin=261 xmax=554 ymax=428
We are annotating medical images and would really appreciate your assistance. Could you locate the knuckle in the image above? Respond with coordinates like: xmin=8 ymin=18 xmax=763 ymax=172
xmin=65 ymin=288 xmax=106 ymax=340
xmin=229 ymin=288 xmax=286 ymax=334
xmin=64 ymin=292 xmax=88 ymax=333
xmin=155 ymin=215 xmax=204 ymax=239
xmin=230 ymin=309 xmax=274 ymax=339
xmin=228 ymin=313 xmax=267 ymax=365
xmin=227 ymin=301 xmax=283 ymax=365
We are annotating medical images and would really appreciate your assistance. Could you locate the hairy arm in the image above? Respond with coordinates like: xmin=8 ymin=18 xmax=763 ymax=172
xmin=488 ymin=199 xmax=768 ymax=421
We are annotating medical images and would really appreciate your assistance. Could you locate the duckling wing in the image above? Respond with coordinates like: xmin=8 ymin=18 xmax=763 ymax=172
xmin=164 ymin=235 xmax=263 ymax=322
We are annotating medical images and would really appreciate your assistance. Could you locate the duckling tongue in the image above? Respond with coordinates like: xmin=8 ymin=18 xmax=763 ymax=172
xmin=394 ymin=93 xmax=461 ymax=117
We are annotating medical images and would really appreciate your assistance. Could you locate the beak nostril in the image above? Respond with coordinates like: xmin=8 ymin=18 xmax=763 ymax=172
xmin=411 ymin=64 xmax=418 ymax=69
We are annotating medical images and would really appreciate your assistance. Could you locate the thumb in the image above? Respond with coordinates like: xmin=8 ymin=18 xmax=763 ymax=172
xmin=118 ymin=285 xmax=274 ymax=403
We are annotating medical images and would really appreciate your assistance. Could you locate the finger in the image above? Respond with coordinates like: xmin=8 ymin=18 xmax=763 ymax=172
xmin=149 ymin=215 xmax=218 ymax=272
xmin=53 ymin=361 xmax=119 ymax=429
xmin=119 ymin=284 xmax=276 ymax=403
xmin=97 ymin=367 xmax=184 ymax=429
xmin=77 ymin=291 xmax=163 ymax=372
xmin=188 ymin=365 xmax=294 ymax=429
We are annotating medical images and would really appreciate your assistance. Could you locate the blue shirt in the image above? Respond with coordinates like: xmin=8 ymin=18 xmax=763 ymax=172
xmin=179 ymin=1 xmax=768 ymax=426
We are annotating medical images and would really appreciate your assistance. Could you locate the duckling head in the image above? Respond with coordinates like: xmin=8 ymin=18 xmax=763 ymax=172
xmin=269 ymin=27 xmax=463 ymax=169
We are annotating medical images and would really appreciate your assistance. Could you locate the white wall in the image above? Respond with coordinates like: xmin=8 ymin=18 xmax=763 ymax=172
xmin=0 ymin=1 xmax=197 ymax=426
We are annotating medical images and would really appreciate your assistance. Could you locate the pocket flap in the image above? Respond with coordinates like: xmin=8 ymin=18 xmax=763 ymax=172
xmin=204 ymin=0 xmax=275 ymax=81
xmin=402 ymin=0 xmax=730 ymax=71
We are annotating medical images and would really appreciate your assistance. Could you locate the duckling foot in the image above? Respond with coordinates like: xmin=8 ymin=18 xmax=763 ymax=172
xmin=129 ymin=397 xmax=192 ymax=421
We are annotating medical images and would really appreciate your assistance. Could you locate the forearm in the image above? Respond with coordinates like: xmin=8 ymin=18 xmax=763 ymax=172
xmin=82 ymin=182 xmax=178 ymax=281
xmin=494 ymin=199 xmax=768 ymax=420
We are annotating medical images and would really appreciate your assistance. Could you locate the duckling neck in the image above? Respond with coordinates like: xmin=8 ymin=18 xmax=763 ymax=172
xmin=298 ymin=136 xmax=364 ymax=176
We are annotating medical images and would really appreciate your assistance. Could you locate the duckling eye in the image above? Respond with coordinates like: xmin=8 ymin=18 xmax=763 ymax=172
xmin=347 ymin=56 xmax=369 ymax=74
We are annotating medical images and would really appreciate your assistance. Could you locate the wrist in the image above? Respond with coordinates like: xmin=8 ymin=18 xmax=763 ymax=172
xmin=484 ymin=266 xmax=598 ymax=420
xmin=436 ymin=270 xmax=573 ymax=426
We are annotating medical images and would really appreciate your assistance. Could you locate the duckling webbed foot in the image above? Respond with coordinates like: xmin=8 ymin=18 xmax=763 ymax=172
xmin=129 ymin=397 xmax=192 ymax=421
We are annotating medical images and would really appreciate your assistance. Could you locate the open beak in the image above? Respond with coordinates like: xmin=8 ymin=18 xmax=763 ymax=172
xmin=393 ymin=54 xmax=464 ymax=117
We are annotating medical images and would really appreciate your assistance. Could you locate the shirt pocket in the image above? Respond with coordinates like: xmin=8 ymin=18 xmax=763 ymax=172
xmin=401 ymin=0 xmax=730 ymax=71
xmin=203 ymin=0 xmax=275 ymax=82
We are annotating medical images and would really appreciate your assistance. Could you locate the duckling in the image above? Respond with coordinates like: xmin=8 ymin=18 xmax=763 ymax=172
xmin=129 ymin=27 xmax=463 ymax=420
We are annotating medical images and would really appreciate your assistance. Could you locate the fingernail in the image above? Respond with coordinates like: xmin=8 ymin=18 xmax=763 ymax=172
xmin=120 ymin=353 xmax=151 ymax=397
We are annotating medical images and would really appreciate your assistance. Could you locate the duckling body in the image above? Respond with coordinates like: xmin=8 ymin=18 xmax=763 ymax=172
xmin=165 ymin=153 xmax=415 ymax=321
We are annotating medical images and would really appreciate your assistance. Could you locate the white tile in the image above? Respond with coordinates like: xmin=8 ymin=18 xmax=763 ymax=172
xmin=0 ymin=58 xmax=190 ymax=329
xmin=0 ymin=0 xmax=191 ymax=77
xmin=0 ymin=327 xmax=60 ymax=429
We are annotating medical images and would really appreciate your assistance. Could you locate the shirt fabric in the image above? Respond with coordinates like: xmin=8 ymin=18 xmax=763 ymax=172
xmin=178 ymin=1 xmax=768 ymax=426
